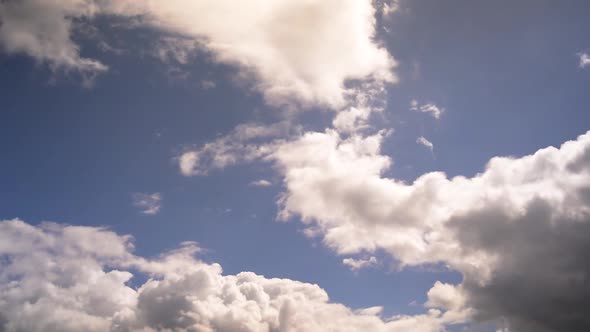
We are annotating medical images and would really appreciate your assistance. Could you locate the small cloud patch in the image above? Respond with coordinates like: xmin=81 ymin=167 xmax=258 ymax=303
xmin=132 ymin=192 xmax=162 ymax=215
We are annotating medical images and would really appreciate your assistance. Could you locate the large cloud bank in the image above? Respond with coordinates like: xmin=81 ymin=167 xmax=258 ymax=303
xmin=0 ymin=0 xmax=394 ymax=107
xmin=271 ymin=129 xmax=590 ymax=332
xmin=0 ymin=219 xmax=465 ymax=332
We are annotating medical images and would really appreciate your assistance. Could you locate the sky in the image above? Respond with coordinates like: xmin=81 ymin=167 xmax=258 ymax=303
xmin=0 ymin=0 xmax=589 ymax=331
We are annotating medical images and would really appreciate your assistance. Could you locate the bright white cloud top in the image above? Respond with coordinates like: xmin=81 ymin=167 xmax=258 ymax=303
xmin=0 ymin=0 xmax=395 ymax=107
xmin=0 ymin=219 xmax=461 ymax=332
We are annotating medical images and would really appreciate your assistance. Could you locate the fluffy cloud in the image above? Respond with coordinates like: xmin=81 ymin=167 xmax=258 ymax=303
xmin=1 ymin=0 xmax=395 ymax=107
xmin=0 ymin=219 xmax=460 ymax=332
xmin=579 ymin=52 xmax=590 ymax=68
xmin=271 ymin=127 xmax=590 ymax=331
xmin=132 ymin=192 xmax=162 ymax=215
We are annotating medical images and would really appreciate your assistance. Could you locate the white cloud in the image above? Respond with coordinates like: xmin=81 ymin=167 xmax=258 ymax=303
xmin=132 ymin=192 xmax=162 ymax=215
xmin=579 ymin=52 xmax=590 ymax=68
xmin=1 ymin=0 xmax=396 ymax=107
xmin=342 ymin=256 xmax=378 ymax=271
xmin=416 ymin=136 xmax=434 ymax=151
xmin=411 ymin=101 xmax=444 ymax=119
xmin=0 ymin=0 xmax=108 ymax=82
xmin=270 ymin=125 xmax=590 ymax=331
xmin=332 ymin=107 xmax=373 ymax=134
xmin=0 ymin=219 xmax=460 ymax=332
xmin=178 ymin=121 xmax=291 ymax=176
xmin=251 ymin=179 xmax=273 ymax=187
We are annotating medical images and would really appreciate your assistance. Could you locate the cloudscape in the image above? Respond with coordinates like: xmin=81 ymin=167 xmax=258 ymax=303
xmin=1 ymin=1 xmax=589 ymax=331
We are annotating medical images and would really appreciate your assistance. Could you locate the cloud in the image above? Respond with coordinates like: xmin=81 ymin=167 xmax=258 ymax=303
xmin=416 ymin=136 xmax=434 ymax=151
xmin=132 ymin=192 xmax=162 ymax=215
xmin=411 ymin=100 xmax=444 ymax=119
xmin=332 ymin=107 xmax=373 ymax=134
xmin=0 ymin=0 xmax=108 ymax=82
xmin=178 ymin=121 xmax=291 ymax=176
xmin=1 ymin=0 xmax=395 ymax=107
xmin=381 ymin=1 xmax=399 ymax=17
xmin=270 ymin=125 xmax=590 ymax=331
xmin=251 ymin=179 xmax=273 ymax=187
xmin=0 ymin=219 xmax=461 ymax=332
xmin=342 ymin=256 xmax=378 ymax=271
xmin=579 ymin=52 xmax=590 ymax=68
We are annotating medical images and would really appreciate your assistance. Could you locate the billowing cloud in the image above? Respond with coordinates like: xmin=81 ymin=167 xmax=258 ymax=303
xmin=416 ymin=136 xmax=434 ymax=151
xmin=1 ymin=0 xmax=395 ymax=107
xmin=270 ymin=126 xmax=590 ymax=331
xmin=132 ymin=192 xmax=162 ymax=215
xmin=0 ymin=219 xmax=464 ymax=332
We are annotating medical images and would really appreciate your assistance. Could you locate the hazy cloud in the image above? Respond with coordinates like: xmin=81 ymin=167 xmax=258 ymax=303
xmin=579 ymin=52 xmax=590 ymax=68
xmin=251 ymin=179 xmax=273 ymax=187
xmin=132 ymin=192 xmax=162 ymax=215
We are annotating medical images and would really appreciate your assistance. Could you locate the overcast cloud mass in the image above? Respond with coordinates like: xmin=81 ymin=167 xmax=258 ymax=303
xmin=1 ymin=0 xmax=589 ymax=331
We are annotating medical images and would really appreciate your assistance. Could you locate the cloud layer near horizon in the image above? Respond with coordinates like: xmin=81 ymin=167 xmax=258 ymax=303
xmin=0 ymin=219 xmax=462 ymax=332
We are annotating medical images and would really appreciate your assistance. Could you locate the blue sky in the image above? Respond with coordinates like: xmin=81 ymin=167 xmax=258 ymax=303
xmin=1 ymin=1 xmax=590 ymax=331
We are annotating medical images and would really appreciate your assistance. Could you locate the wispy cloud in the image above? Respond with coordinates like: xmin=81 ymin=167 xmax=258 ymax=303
xmin=416 ymin=136 xmax=434 ymax=151
xmin=250 ymin=179 xmax=272 ymax=187
xmin=342 ymin=256 xmax=378 ymax=271
xmin=410 ymin=100 xmax=444 ymax=119
xmin=132 ymin=192 xmax=162 ymax=215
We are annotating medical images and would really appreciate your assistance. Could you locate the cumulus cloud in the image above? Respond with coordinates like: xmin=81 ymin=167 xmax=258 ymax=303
xmin=0 ymin=219 xmax=460 ymax=332
xmin=270 ymin=126 xmax=590 ymax=331
xmin=416 ymin=136 xmax=434 ymax=151
xmin=410 ymin=100 xmax=444 ymax=119
xmin=1 ymin=0 xmax=395 ymax=107
xmin=579 ymin=52 xmax=590 ymax=68
xmin=132 ymin=192 xmax=162 ymax=215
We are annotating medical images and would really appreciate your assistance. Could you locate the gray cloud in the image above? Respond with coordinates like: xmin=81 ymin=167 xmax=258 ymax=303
xmin=450 ymin=199 xmax=590 ymax=332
